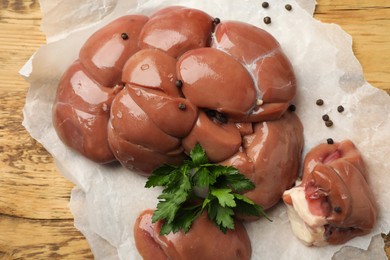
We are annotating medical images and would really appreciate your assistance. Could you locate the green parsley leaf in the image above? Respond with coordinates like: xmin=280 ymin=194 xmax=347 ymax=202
xmin=208 ymin=165 xmax=238 ymax=176
xmin=234 ymin=194 xmax=271 ymax=221
xmin=145 ymin=164 xmax=177 ymax=188
xmin=192 ymin=167 xmax=210 ymax=188
xmin=220 ymin=173 xmax=255 ymax=192
xmin=207 ymin=200 xmax=235 ymax=233
xmin=152 ymin=168 xmax=192 ymax=224
xmin=190 ymin=143 xmax=209 ymax=165
xmin=159 ymin=221 xmax=174 ymax=235
xmin=162 ymin=204 xmax=203 ymax=235
xmin=211 ymin=188 xmax=236 ymax=208
xmin=146 ymin=143 xmax=271 ymax=235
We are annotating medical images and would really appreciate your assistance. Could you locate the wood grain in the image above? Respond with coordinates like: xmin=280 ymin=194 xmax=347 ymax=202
xmin=0 ymin=215 xmax=93 ymax=259
xmin=0 ymin=0 xmax=389 ymax=259
xmin=0 ymin=0 xmax=93 ymax=258
xmin=315 ymin=1 xmax=390 ymax=94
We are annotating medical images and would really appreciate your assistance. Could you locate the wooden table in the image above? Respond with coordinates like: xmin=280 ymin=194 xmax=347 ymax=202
xmin=0 ymin=0 xmax=389 ymax=259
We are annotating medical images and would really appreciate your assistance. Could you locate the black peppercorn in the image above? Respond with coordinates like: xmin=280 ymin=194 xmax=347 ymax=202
xmin=175 ymin=80 xmax=183 ymax=89
xmin=178 ymin=103 xmax=186 ymax=111
xmin=316 ymin=99 xmax=324 ymax=106
xmin=288 ymin=104 xmax=296 ymax=112
xmin=215 ymin=112 xmax=228 ymax=124
xmin=205 ymin=110 xmax=216 ymax=118
xmin=263 ymin=16 xmax=271 ymax=24
xmin=334 ymin=206 xmax=342 ymax=214
xmin=337 ymin=105 xmax=345 ymax=113
xmin=322 ymin=114 xmax=330 ymax=121
xmin=285 ymin=4 xmax=292 ymax=11
xmin=325 ymin=120 xmax=333 ymax=127
xmin=213 ymin=17 xmax=221 ymax=25
xmin=327 ymin=138 xmax=334 ymax=144
xmin=121 ymin=33 xmax=129 ymax=40
xmin=262 ymin=2 xmax=269 ymax=8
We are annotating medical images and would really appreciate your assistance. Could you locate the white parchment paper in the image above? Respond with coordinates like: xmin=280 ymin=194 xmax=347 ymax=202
xmin=21 ymin=0 xmax=390 ymax=259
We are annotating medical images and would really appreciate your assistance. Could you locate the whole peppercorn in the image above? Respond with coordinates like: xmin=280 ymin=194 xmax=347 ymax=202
xmin=175 ymin=80 xmax=183 ymax=89
xmin=316 ymin=99 xmax=324 ymax=106
xmin=285 ymin=4 xmax=292 ymax=11
xmin=178 ymin=103 xmax=186 ymax=111
xmin=288 ymin=104 xmax=296 ymax=112
xmin=216 ymin=113 xmax=228 ymax=124
xmin=337 ymin=105 xmax=345 ymax=113
xmin=213 ymin=17 xmax=221 ymax=25
xmin=263 ymin=16 xmax=272 ymax=24
xmin=205 ymin=110 xmax=217 ymax=118
xmin=121 ymin=33 xmax=129 ymax=40
xmin=334 ymin=207 xmax=342 ymax=214
xmin=322 ymin=114 xmax=330 ymax=121
xmin=325 ymin=120 xmax=334 ymax=127
xmin=327 ymin=138 xmax=334 ymax=144
xmin=262 ymin=2 xmax=269 ymax=8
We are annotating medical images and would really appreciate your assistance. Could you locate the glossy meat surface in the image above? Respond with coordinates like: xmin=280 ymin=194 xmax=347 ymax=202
xmin=178 ymin=48 xmax=257 ymax=117
xmin=221 ymin=112 xmax=304 ymax=212
xmin=213 ymin=21 xmax=296 ymax=121
xmin=283 ymin=140 xmax=377 ymax=245
xmin=53 ymin=7 xmax=300 ymax=180
xmin=52 ymin=6 xmax=306 ymax=258
xmin=134 ymin=209 xmax=251 ymax=260
xmin=52 ymin=61 xmax=120 ymax=163
xmin=79 ymin=15 xmax=149 ymax=87
xmin=107 ymin=86 xmax=187 ymax=174
xmin=139 ymin=6 xmax=213 ymax=58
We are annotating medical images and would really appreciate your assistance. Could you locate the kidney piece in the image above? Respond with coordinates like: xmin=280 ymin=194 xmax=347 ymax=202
xmin=177 ymin=48 xmax=257 ymax=119
xmin=54 ymin=6 xmax=301 ymax=180
xmin=182 ymin=111 xmax=242 ymax=162
xmin=283 ymin=140 xmax=377 ymax=245
xmin=139 ymin=6 xmax=213 ymax=58
xmin=134 ymin=209 xmax=251 ymax=260
xmin=52 ymin=61 xmax=120 ymax=163
xmin=212 ymin=21 xmax=296 ymax=122
xmin=107 ymin=86 xmax=191 ymax=175
xmin=220 ymin=112 xmax=304 ymax=214
xmin=79 ymin=15 xmax=149 ymax=87
xmin=122 ymin=48 xmax=181 ymax=97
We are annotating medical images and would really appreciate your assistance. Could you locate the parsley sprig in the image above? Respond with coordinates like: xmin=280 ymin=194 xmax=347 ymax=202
xmin=145 ymin=144 xmax=270 ymax=235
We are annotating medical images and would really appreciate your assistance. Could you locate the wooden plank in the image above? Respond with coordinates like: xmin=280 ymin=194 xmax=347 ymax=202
xmin=0 ymin=90 xmax=74 ymax=220
xmin=0 ymin=214 xmax=93 ymax=259
xmin=0 ymin=1 xmax=89 ymax=257
xmin=0 ymin=0 xmax=46 ymax=92
xmin=314 ymin=1 xmax=390 ymax=93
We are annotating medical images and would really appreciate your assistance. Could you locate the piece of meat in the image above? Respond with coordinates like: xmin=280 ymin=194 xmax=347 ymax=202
xmin=212 ymin=21 xmax=296 ymax=121
xmin=220 ymin=112 xmax=304 ymax=214
xmin=54 ymin=6 xmax=300 ymax=183
xmin=107 ymin=86 xmax=187 ymax=174
xmin=182 ymin=111 xmax=242 ymax=162
xmin=283 ymin=140 xmax=377 ymax=246
xmin=212 ymin=21 xmax=280 ymax=65
xmin=122 ymin=48 xmax=181 ymax=97
xmin=126 ymin=87 xmax=198 ymax=138
xmin=79 ymin=15 xmax=149 ymax=87
xmin=52 ymin=61 xmax=120 ymax=163
xmin=178 ymin=48 xmax=257 ymax=119
xmin=134 ymin=209 xmax=251 ymax=260
xmin=253 ymin=49 xmax=296 ymax=103
xmin=52 ymin=8 xmax=310 ymax=257
xmin=139 ymin=6 xmax=213 ymax=58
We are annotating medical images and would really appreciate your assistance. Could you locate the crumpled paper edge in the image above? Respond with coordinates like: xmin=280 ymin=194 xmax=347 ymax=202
xmin=21 ymin=0 xmax=390 ymax=259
